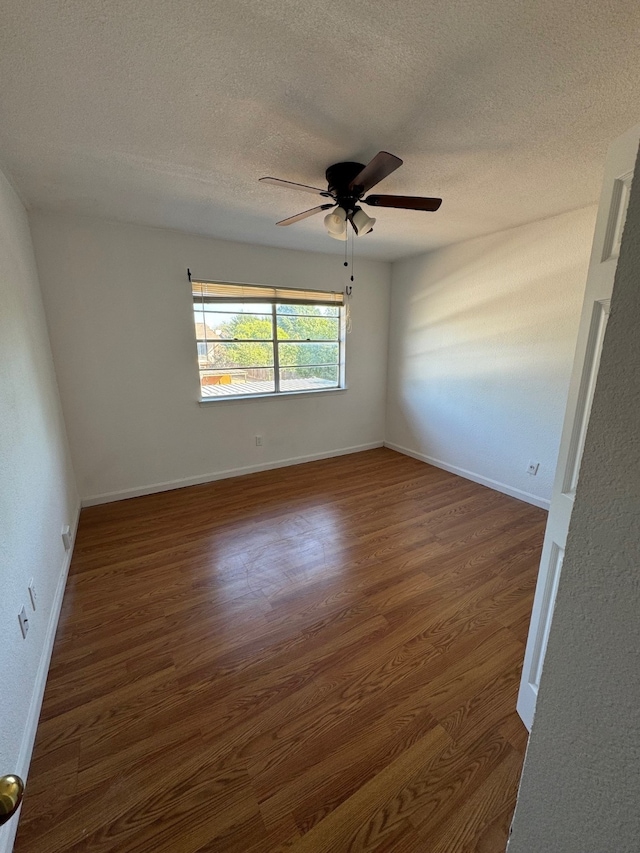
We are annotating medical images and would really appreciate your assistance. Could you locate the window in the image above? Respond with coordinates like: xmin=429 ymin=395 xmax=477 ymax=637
xmin=191 ymin=280 xmax=345 ymax=399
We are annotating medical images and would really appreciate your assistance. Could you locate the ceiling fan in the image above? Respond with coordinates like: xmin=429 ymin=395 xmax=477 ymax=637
xmin=259 ymin=151 xmax=442 ymax=240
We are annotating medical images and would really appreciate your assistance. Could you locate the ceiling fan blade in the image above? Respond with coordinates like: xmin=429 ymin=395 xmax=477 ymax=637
xmin=348 ymin=151 xmax=403 ymax=193
xmin=276 ymin=204 xmax=334 ymax=226
xmin=364 ymin=194 xmax=442 ymax=211
xmin=259 ymin=176 xmax=331 ymax=197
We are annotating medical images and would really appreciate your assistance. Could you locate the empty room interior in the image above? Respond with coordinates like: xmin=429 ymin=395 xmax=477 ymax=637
xmin=1 ymin=2 xmax=640 ymax=852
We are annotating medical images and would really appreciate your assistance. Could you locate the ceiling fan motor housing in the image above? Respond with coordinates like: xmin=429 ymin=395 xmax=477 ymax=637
xmin=325 ymin=162 xmax=366 ymax=210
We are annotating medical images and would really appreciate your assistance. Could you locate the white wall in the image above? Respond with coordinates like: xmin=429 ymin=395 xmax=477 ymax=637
xmin=0 ymin=172 xmax=78 ymax=852
xmin=507 ymin=148 xmax=640 ymax=851
xmin=385 ymin=207 xmax=597 ymax=507
xmin=29 ymin=213 xmax=391 ymax=504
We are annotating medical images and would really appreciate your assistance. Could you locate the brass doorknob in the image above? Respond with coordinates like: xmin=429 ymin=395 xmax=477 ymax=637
xmin=0 ymin=775 xmax=24 ymax=826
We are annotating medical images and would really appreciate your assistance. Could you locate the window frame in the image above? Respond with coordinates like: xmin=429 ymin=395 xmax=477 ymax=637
xmin=192 ymin=280 xmax=346 ymax=402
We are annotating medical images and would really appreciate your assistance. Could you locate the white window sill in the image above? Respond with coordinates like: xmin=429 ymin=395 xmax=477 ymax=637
xmin=198 ymin=386 xmax=347 ymax=406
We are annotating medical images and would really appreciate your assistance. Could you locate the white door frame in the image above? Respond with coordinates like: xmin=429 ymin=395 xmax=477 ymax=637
xmin=517 ymin=123 xmax=640 ymax=730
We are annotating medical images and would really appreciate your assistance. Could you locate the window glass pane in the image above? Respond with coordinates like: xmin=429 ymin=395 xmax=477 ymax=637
xmin=202 ymin=341 xmax=274 ymax=370
xmin=193 ymin=310 xmax=209 ymax=341
xmin=278 ymin=341 xmax=339 ymax=367
xmin=194 ymin=310 xmax=272 ymax=341
xmin=279 ymin=365 xmax=339 ymax=392
xmin=277 ymin=315 xmax=339 ymax=341
xmin=276 ymin=303 xmax=339 ymax=318
xmin=201 ymin=368 xmax=275 ymax=397
xmin=194 ymin=302 xmax=272 ymax=314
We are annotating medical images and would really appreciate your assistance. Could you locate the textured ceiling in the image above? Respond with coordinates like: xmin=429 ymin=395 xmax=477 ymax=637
xmin=1 ymin=0 xmax=640 ymax=260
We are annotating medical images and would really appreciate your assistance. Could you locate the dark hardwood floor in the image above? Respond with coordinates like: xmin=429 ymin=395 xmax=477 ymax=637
xmin=14 ymin=448 xmax=545 ymax=852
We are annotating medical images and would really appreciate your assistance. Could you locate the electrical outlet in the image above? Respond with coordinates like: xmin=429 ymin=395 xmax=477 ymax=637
xmin=527 ymin=461 xmax=540 ymax=476
xmin=28 ymin=579 xmax=37 ymax=610
xmin=255 ymin=435 xmax=263 ymax=447
xmin=61 ymin=524 xmax=72 ymax=550
xmin=19 ymin=606 xmax=29 ymax=639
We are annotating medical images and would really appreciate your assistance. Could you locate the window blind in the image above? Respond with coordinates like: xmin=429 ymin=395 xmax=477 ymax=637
xmin=191 ymin=279 xmax=344 ymax=307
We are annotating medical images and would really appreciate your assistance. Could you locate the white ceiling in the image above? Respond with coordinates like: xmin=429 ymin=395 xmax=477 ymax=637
xmin=1 ymin=0 xmax=640 ymax=261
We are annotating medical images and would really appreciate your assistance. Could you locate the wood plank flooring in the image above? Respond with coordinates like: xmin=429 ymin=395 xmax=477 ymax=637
xmin=14 ymin=448 xmax=545 ymax=852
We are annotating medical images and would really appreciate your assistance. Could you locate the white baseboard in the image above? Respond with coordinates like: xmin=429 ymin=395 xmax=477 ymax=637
xmin=0 ymin=502 xmax=81 ymax=853
xmin=384 ymin=442 xmax=550 ymax=510
xmin=81 ymin=442 xmax=384 ymax=507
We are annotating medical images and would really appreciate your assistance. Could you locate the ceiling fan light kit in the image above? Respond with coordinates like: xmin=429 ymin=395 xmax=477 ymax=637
xmin=260 ymin=151 xmax=442 ymax=239
xmin=351 ymin=207 xmax=375 ymax=236
xmin=324 ymin=206 xmax=348 ymax=239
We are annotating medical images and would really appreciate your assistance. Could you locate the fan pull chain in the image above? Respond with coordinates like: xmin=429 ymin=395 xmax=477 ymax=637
xmin=350 ymin=230 xmax=354 ymax=283
xmin=343 ymin=227 xmax=353 ymax=334
xmin=342 ymin=225 xmax=355 ymax=281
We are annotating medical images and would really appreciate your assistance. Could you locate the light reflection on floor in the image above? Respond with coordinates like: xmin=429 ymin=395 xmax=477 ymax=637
xmin=198 ymin=504 xmax=353 ymax=637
